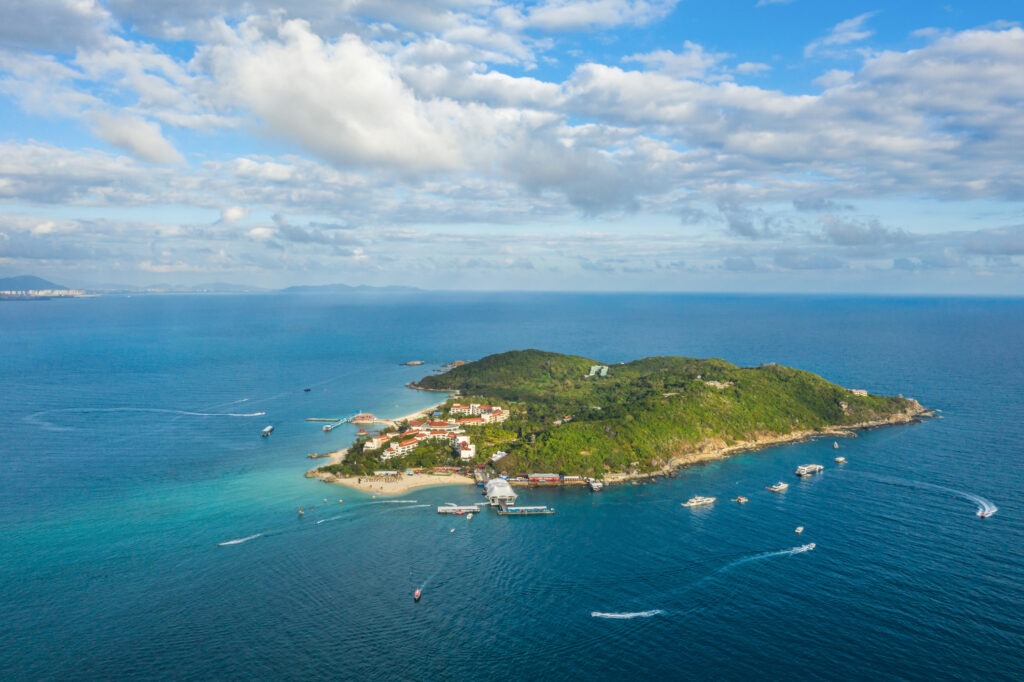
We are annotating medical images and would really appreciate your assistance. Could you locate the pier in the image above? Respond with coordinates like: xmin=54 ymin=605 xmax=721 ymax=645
xmin=497 ymin=505 xmax=555 ymax=516
xmin=437 ymin=504 xmax=483 ymax=514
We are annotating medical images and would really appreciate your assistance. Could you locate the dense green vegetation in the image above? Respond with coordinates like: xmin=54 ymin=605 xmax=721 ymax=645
xmin=408 ymin=349 xmax=917 ymax=477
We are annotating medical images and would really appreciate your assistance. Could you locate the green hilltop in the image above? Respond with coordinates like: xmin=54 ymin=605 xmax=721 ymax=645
xmin=405 ymin=349 xmax=924 ymax=477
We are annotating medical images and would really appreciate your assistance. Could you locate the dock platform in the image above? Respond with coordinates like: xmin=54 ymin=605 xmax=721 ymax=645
xmin=497 ymin=505 xmax=555 ymax=516
xmin=437 ymin=504 xmax=483 ymax=514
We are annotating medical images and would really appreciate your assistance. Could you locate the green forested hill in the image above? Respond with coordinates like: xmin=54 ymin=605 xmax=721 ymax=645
xmin=410 ymin=349 xmax=920 ymax=476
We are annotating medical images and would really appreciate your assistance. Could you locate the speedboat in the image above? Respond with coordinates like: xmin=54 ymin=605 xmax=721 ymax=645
xmin=682 ymin=496 xmax=716 ymax=508
xmin=795 ymin=526 xmax=804 ymax=534
xmin=766 ymin=482 xmax=789 ymax=493
xmin=414 ymin=589 xmax=422 ymax=602
xmin=978 ymin=509 xmax=993 ymax=518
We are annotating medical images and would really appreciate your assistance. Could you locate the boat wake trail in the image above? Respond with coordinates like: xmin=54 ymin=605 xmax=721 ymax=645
xmin=718 ymin=543 xmax=816 ymax=573
xmin=218 ymin=533 xmax=263 ymax=546
xmin=27 ymin=406 xmax=266 ymax=430
xmin=315 ymin=516 xmax=343 ymax=525
xmin=858 ymin=472 xmax=998 ymax=518
xmin=591 ymin=610 xmax=665 ymax=620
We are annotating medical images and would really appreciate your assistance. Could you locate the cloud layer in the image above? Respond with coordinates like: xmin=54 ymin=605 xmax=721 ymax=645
xmin=0 ymin=2 xmax=1022 ymax=292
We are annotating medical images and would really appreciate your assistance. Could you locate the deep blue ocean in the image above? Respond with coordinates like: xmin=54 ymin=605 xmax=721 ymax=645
xmin=1 ymin=293 xmax=1021 ymax=681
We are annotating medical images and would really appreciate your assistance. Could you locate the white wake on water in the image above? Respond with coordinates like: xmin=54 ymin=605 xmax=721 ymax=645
xmin=218 ymin=533 xmax=262 ymax=546
xmin=315 ymin=516 xmax=343 ymax=524
xmin=860 ymin=473 xmax=997 ymax=518
xmin=591 ymin=610 xmax=665 ymax=619
xmin=721 ymin=543 xmax=816 ymax=571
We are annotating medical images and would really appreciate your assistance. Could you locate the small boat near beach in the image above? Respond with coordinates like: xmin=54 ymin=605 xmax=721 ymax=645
xmin=833 ymin=441 xmax=839 ymax=449
xmin=766 ymin=482 xmax=789 ymax=492
xmin=588 ymin=479 xmax=604 ymax=492
xmin=682 ymin=496 xmax=716 ymax=508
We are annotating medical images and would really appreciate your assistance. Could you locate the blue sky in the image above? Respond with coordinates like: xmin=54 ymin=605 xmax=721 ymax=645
xmin=1 ymin=1 xmax=1022 ymax=293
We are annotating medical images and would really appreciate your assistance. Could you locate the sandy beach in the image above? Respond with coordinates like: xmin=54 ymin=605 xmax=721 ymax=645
xmin=319 ymin=471 xmax=476 ymax=495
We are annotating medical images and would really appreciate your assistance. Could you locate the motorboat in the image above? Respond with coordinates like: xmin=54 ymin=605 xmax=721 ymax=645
xmin=835 ymin=456 xmax=847 ymax=464
xmin=795 ymin=464 xmax=824 ymax=477
xmin=766 ymin=482 xmax=789 ymax=492
xmin=795 ymin=526 xmax=804 ymax=534
xmin=732 ymin=496 xmax=749 ymax=504
xmin=682 ymin=496 xmax=716 ymax=508
xmin=414 ymin=589 xmax=422 ymax=602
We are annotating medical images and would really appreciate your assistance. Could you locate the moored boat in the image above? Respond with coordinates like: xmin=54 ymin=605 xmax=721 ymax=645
xmin=682 ymin=495 xmax=716 ymax=508
xmin=795 ymin=463 xmax=824 ymax=477
xmin=588 ymin=479 xmax=604 ymax=492
xmin=795 ymin=526 xmax=804 ymax=534
xmin=731 ymin=496 xmax=749 ymax=504
xmin=835 ymin=456 xmax=847 ymax=464
xmin=261 ymin=425 xmax=274 ymax=437
xmin=766 ymin=481 xmax=789 ymax=492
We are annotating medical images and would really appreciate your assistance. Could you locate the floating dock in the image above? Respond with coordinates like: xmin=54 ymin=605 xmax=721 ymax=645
xmin=437 ymin=504 xmax=483 ymax=515
xmin=497 ymin=505 xmax=555 ymax=516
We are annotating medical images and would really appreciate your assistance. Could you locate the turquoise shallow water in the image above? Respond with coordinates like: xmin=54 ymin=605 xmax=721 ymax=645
xmin=1 ymin=293 xmax=1021 ymax=680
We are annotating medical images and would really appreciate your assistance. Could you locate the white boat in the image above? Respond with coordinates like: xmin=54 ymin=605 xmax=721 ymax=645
xmin=795 ymin=526 xmax=804 ymax=534
xmin=682 ymin=496 xmax=716 ymax=508
xmin=833 ymin=441 xmax=839 ymax=449
xmin=588 ymin=479 xmax=604 ymax=492
xmin=732 ymin=496 xmax=749 ymax=504
xmin=766 ymin=482 xmax=789 ymax=492
xmin=261 ymin=425 xmax=274 ymax=437
xmin=834 ymin=456 xmax=847 ymax=464
xmin=795 ymin=463 xmax=824 ymax=477
xmin=467 ymin=513 xmax=473 ymax=520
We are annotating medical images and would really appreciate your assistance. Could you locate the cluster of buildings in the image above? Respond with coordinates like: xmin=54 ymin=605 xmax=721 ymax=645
xmin=0 ymin=288 xmax=85 ymax=300
xmin=371 ymin=404 xmax=508 ymax=462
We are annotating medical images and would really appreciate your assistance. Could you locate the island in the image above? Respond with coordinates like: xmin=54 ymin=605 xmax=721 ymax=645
xmin=310 ymin=349 xmax=930 ymax=493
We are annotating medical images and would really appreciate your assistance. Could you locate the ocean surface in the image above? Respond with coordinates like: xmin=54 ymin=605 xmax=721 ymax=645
xmin=1 ymin=292 xmax=1021 ymax=681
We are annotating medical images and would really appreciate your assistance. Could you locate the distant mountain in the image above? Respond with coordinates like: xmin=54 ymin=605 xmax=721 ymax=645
xmin=279 ymin=283 xmax=421 ymax=293
xmin=0 ymin=275 xmax=69 ymax=291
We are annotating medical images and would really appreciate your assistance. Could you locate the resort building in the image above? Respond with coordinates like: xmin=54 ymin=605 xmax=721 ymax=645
xmin=485 ymin=478 xmax=518 ymax=507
